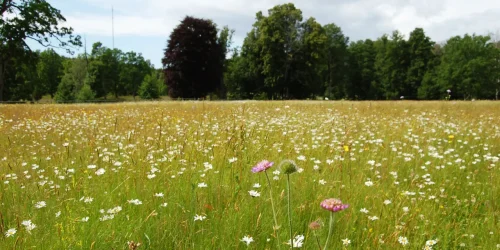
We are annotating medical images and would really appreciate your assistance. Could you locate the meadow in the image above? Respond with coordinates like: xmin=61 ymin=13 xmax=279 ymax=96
xmin=0 ymin=101 xmax=498 ymax=249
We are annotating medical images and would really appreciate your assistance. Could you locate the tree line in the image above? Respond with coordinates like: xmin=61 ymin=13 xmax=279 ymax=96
xmin=1 ymin=0 xmax=162 ymax=102
xmin=164 ymin=3 xmax=500 ymax=100
xmin=221 ymin=3 xmax=500 ymax=100
xmin=2 ymin=1 xmax=499 ymax=102
xmin=1 ymin=43 xmax=162 ymax=102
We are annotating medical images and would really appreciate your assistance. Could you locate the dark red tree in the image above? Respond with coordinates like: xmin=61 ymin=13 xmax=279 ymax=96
xmin=162 ymin=16 xmax=221 ymax=98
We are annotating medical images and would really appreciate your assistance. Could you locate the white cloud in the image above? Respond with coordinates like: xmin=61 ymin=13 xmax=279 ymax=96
xmin=63 ymin=0 xmax=500 ymax=42
xmin=64 ymin=13 xmax=173 ymax=37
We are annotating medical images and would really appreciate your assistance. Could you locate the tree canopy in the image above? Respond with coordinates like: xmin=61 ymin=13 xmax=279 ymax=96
xmin=2 ymin=2 xmax=500 ymax=102
xmin=162 ymin=16 xmax=223 ymax=99
xmin=0 ymin=0 xmax=81 ymax=101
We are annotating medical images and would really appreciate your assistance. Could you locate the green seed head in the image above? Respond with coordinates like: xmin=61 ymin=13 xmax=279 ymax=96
xmin=281 ymin=160 xmax=298 ymax=175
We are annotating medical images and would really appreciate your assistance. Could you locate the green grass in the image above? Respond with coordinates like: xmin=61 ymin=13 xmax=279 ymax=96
xmin=0 ymin=101 xmax=498 ymax=249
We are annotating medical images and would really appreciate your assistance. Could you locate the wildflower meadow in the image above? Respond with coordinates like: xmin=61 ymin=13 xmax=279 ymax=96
xmin=0 ymin=101 xmax=498 ymax=249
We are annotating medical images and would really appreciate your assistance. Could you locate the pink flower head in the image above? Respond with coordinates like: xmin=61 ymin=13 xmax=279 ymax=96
xmin=251 ymin=160 xmax=274 ymax=173
xmin=320 ymin=198 xmax=349 ymax=212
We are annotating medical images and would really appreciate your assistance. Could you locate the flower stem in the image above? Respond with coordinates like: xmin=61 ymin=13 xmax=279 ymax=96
xmin=313 ymin=231 xmax=322 ymax=250
xmin=287 ymin=174 xmax=293 ymax=250
xmin=324 ymin=212 xmax=334 ymax=250
xmin=265 ymin=171 xmax=281 ymax=250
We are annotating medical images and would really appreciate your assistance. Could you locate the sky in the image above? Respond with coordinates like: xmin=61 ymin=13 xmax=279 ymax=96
xmin=29 ymin=0 xmax=500 ymax=68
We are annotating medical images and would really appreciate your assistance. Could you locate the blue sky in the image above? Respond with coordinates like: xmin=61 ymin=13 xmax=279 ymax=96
xmin=28 ymin=0 xmax=500 ymax=68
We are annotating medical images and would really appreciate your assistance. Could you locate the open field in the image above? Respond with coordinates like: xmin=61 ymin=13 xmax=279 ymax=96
xmin=0 ymin=101 xmax=499 ymax=249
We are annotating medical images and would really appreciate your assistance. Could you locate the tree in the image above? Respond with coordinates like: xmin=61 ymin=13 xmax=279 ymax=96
xmin=405 ymin=28 xmax=434 ymax=99
xmin=0 ymin=0 xmax=80 ymax=101
xmin=119 ymin=51 xmax=152 ymax=98
xmin=226 ymin=26 xmax=266 ymax=99
xmin=490 ymin=31 xmax=500 ymax=100
xmin=37 ymin=48 xmax=64 ymax=98
xmin=162 ymin=16 xmax=221 ymax=98
xmin=348 ymin=39 xmax=377 ymax=99
xmin=216 ymin=26 xmax=234 ymax=99
xmin=322 ymin=23 xmax=349 ymax=99
xmin=54 ymin=73 xmax=75 ymax=102
xmin=374 ymin=31 xmax=410 ymax=99
xmin=257 ymin=3 xmax=303 ymax=99
xmin=76 ymin=82 xmax=95 ymax=102
xmin=86 ymin=43 xmax=122 ymax=99
xmin=290 ymin=17 xmax=326 ymax=99
xmin=10 ymin=51 xmax=43 ymax=101
xmin=53 ymin=57 xmax=87 ymax=102
xmin=435 ymin=34 xmax=498 ymax=99
xmin=417 ymin=44 xmax=443 ymax=99
xmin=139 ymin=72 xmax=160 ymax=100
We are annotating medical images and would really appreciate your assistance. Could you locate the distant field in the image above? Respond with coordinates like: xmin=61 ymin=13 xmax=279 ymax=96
xmin=0 ymin=101 xmax=498 ymax=249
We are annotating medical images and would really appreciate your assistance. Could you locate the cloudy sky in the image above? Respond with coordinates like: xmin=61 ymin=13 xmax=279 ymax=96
xmin=33 ymin=0 xmax=500 ymax=67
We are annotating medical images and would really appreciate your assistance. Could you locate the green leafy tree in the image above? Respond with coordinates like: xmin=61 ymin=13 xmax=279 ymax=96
xmin=86 ymin=42 xmax=122 ymax=99
xmin=405 ymin=28 xmax=434 ymax=99
xmin=226 ymin=27 xmax=266 ymax=99
xmin=290 ymin=17 xmax=326 ymax=99
xmin=322 ymin=23 xmax=349 ymax=99
xmin=436 ymin=34 xmax=498 ymax=99
xmin=76 ymin=82 xmax=95 ymax=102
xmin=374 ymin=31 xmax=410 ymax=99
xmin=216 ymin=26 xmax=234 ymax=99
xmin=37 ymin=48 xmax=64 ymax=98
xmin=224 ymin=48 xmax=253 ymax=99
xmin=0 ymin=0 xmax=80 ymax=101
xmin=156 ymin=69 xmax=167 ymax=96
xmin=10 ymin=52 xmax=43 ymax=101
xmin=53 ymin=57 xmax=87 ymax=102
xmin=418 ymin=44 xmax=443 ymax=99
xmin=119 ymin=52 xmax=152 ymax=98
xmin=139 ymin=73 xmax=160 ymax=100
xmin=54 ymin=74 xmax=75 ymax=102
xmin=257 ymin=3 xmax=303 ymax=99
xmin=348 ymin=39 xmax=378 ymax=99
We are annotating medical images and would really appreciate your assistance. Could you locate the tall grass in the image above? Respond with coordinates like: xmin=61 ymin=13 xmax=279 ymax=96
xmin=0 ymin=101 xmax=498 ymax=249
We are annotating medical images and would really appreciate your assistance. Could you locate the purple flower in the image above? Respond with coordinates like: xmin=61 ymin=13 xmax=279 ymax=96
xmin=251 ymin=160 xmax=274 ymax=173
xmin=321 ymin=198 xmax=349 ymax=212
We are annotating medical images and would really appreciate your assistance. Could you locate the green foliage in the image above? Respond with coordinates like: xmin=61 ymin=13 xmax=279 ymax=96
xmin=374 ymin=31 xmax=410 ymax=100
xmin=139 ymin=73 xmax=161 ymax=100
xmin=10 ymin=54 xmax=44 ymax=101
xmin=76 ymin=83 xmax=95 ymax=102
xmin=54 ymin=73 xmax=75 ymax=102
xmin=322 ymin=23 xmax=349 ymax=99
xmin=156 ymin=70 xmax=167 ymax=96
xmin=435 ymin=34 xmax=498 ymax=100
xmin=417 ymin=45 xmax=443 ymax=99
xmin=3 ymin=2 xmax=500 ymax=101
xmin=37 ymin=49 xmax=64 ymax=98
xmin=405 ymin=28 xmax=434 ymax=98
xmin=0 ymin=0 xmax=80 ymax=101
xmin=120 ymin=52 xmax=152 ymax=98
xmin=348 ymin=39 xmax=377 ymax=99
xmin=86 ymin=43 xmax=121 ymax=98
xmin=257 ymin=3 xmax=303 ymax=99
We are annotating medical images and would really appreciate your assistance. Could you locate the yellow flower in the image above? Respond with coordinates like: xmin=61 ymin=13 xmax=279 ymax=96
xmin=343 ymin=145 xmax=349 ymax=152
xmin=448 ymin=135 xmax=454 ymax=139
